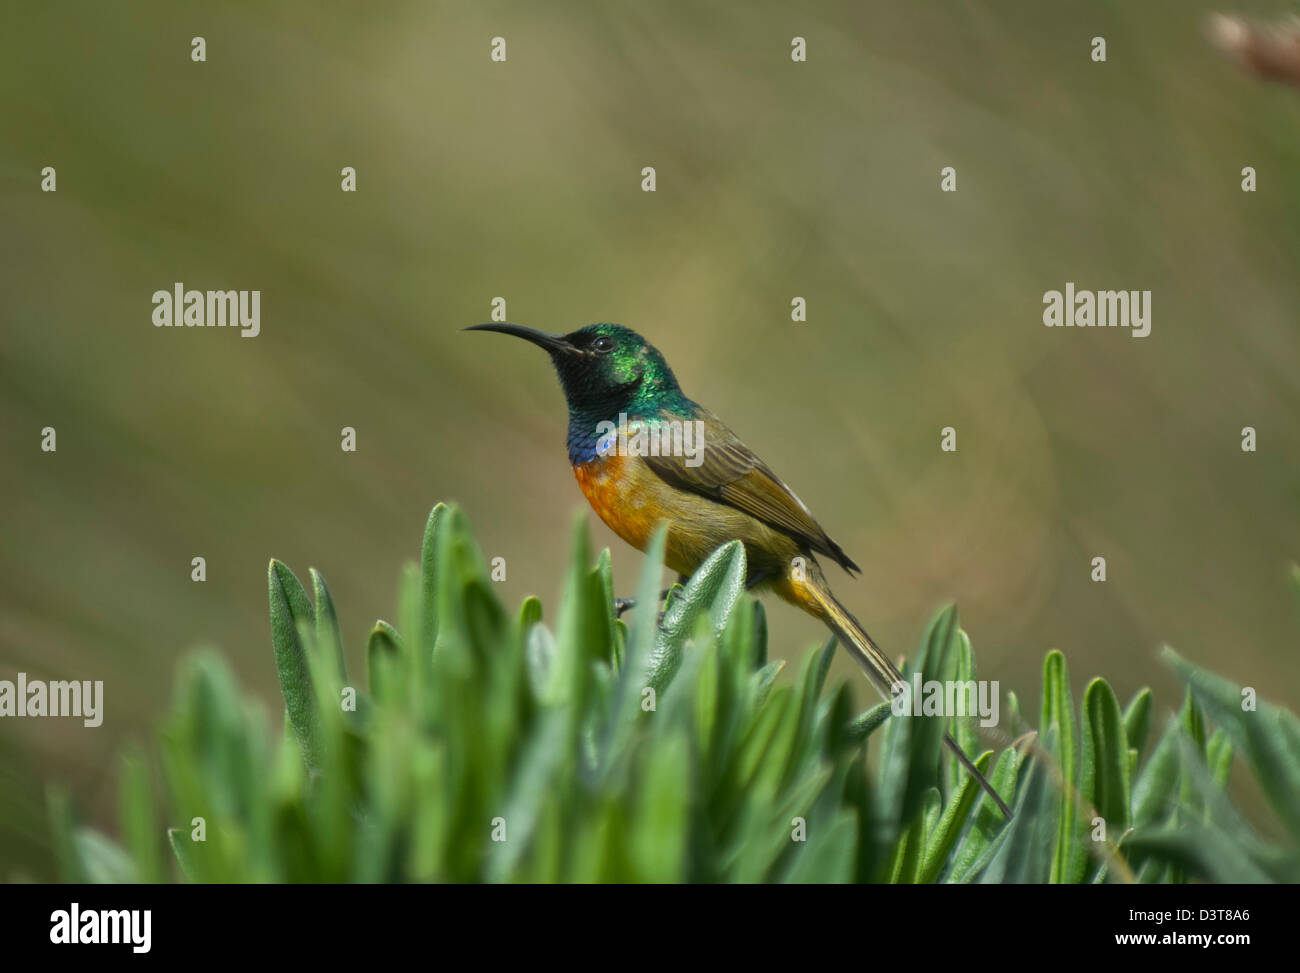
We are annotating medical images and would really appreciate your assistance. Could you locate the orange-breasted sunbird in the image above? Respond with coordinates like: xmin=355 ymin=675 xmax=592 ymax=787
xmin=467 ymin=321 xmax=1010 ymax=817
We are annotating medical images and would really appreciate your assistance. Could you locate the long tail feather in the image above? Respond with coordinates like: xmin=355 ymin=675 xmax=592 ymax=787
xmin=798 ymin=574 xmax=1013 ymax=819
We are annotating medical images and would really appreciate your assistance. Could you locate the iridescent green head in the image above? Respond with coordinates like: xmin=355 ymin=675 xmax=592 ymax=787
xmin=465 ymin=322 xmax=686 ymax=418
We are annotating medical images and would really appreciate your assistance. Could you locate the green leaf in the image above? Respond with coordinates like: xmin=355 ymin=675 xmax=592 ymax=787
xmin=1206 ymin=729 xmax=1233 ymax=789
xmin=167 ymin=828 xmax=197 ymax=882
xmin=949 ymin=629 xmax=979 ymax=794
xmin=1004 ymin=690 xmax=1024 ymax=739
xmin=620 ymin=526 xmax=669 ymax=687
xmin=1124 ymin=821 xmax=1275 ymax=884
xmin=875 ymin=605 xmax=962 ymax=850
xmin=946 ymin=743 xmax=1023 ymax=882
xmin=751 ymin=659 xmax=786 ymax=708
xmin=268 ymin=559 xmax=320 ymax=766
xmin=750 ymin=600 xmax=768 ymax=669
xmin=592 ymin=548 xmax=620 ymax=668
xmin=1040 ymin=650 xmax=1078 ymax=883
xmin=118 ymin=747 xmax=162 ymax=883
xmin=783 ymin=809 xmax=858 ymax=883
xmin=420 ymin=503 xmax=450 ymax=651
xmin=846 ymin=701 xmax=892 ymax=745
xmin=1074 ymin=678 xmax=1130 ymax=881
xmin=1163 ymin=647 xmax=1300 ymax=842
xmin=365 ymin=620 xmax=401 ymax=702
xmin=646 ymin=540 xmax=746 ymax=693
xmin=813 ymin=635 xmax=837 ymax=698
xmin=484 ymin=711 xmax=570 ymax=882
xmin=73 ymin=829 xmax=137 ymax=884
xmin=310 ymin=568 xmax=348 ymax=682
xmin=919 ymin=749 xmax=993 ymax=883
xmin=1123 ymin=688 xmax=1153 ymax=758
xmin=548 ymin=511 xmax=605 ymax=705
xmin=631 ymin=731 xmax=690 ymax=882
xmin=976 ymin=749 xmax=1054 ymax=883
xmin=525 ymin=622 xmax=557 ymax=698
xmin=1132 ymin=718 xmax=1182 ymax=830
xmin=46 ymin=784 xmax=81 ymax=883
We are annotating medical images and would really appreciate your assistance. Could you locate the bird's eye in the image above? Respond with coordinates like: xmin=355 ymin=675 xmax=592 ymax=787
xmin=592 ymin=336 xmax=615 ymax=354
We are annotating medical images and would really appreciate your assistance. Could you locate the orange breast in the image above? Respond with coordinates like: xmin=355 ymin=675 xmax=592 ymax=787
xmin=573 ymin=453 xmax=663 ymax=553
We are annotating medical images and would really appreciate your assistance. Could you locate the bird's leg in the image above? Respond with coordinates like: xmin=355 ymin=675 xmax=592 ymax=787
xmin=617 ymin=570 xmax=770 ymax=615
xmin=612 ymin=585 xmax=678 ymax=617
xmin=613 ymin=575 xmax=688 ymax=617
xmin=613 ymin=590 xmax=668 ymax=617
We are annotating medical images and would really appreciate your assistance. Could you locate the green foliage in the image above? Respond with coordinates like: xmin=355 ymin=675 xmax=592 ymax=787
xmin=46 ymin=506 xmax=1300 ymax=883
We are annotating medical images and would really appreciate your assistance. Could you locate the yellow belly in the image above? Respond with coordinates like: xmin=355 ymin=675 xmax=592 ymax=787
xmin=573 ymin=453 xmax=802 ymax=582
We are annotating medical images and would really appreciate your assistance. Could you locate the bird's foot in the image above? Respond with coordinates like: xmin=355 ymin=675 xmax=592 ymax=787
xmin=613 ymin=586 xmax=676 ymax=618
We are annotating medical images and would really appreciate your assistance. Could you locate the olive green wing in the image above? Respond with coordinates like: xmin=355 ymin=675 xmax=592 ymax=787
xmin=643 ymin=408 xmax=861 ymax=575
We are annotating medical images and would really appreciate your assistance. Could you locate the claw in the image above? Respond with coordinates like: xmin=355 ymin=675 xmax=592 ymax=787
xmin=613 ymin=587 xmax=674 ymax=618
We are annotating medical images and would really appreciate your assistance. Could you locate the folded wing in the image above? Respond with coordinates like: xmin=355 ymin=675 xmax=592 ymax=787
xmin=642 ymin=407 xmax=861 ymax=575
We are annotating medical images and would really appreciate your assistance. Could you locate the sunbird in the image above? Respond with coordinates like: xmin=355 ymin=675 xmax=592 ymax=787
xmin=467 ymin=321 xmax=1011 ymax=817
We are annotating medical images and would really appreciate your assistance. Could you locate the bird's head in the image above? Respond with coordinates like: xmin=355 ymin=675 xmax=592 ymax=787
xmin=465 ymin=322 xmax=683 ymax=417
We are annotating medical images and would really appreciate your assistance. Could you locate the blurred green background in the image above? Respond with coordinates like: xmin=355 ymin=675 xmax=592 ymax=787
xmin=3 ymin=1 xmax=1299 ymax=880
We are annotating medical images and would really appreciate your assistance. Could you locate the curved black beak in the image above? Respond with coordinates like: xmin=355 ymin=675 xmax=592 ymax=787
xmin=464 ymin=323 xmax=579 ymax=356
